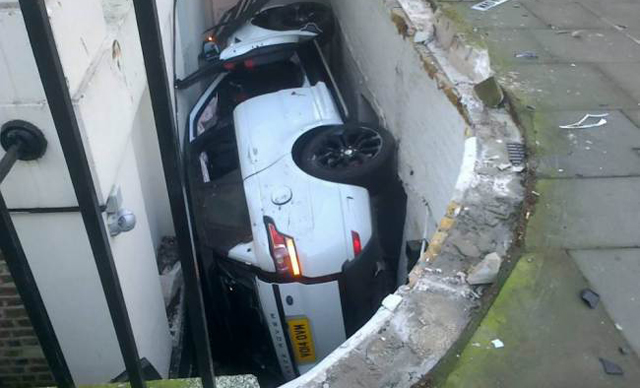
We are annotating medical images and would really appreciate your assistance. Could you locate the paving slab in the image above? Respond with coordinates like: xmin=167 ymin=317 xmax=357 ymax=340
xmin=597 ymin=63 xmax=640 ymax=102
xmin=581 ymin=2 xmax=640 ymax=31
xmin=532 ymin=110 xmax=640 ymax=178
xmin=442 ymin=2 xmax=547 ymax=29
xmin=496 ymin=63 xmax=638 ymax=111
xmin=622 ymin=109 xmax=640 ymax=129
xmin=432 ymin=0 xmax=640 ymax=384
xmin=521 ymin=1 xmax=611 ymax=29
xmin=533 ymin=29 xmax=640 ymax=63
xmin=481 ymin=28 xmax=558 ymax=64
xmin=443 ymin=251 xmax=640 ymax=388
xmin=526 ymin=177 xmax=640 ymax=250
xmin=571 ymin=248 xmax=640 ymax=356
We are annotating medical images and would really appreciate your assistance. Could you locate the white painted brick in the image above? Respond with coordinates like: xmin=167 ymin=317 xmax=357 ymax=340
xmin=73 ymin=9 xmax=147 ymax=202
xmin=0 ymin=8 xmax=47 ymax=104
xmin=46 ymin=0 xmax=108 ymax=95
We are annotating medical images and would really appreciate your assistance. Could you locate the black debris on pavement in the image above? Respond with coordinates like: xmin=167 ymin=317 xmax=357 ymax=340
xmin=619 ymin=346 xmax=630 ymax=356
xmin=599 ymin=358 xmax=624 ymax=376
xmin=580 ymin=288 xmax=600 ymax=309
xmin=514 ymin=51 xmax=538 ymax=59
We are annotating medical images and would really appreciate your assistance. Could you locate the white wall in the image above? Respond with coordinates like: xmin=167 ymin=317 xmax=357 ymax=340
xmin=110 ymin=139 xmax=172 ymax=377
xmin=330 ymin=0 xmax=467 ymax=245
xmin=12 ymin=213 xmax=125 ymax=383
xmin=132 ymin=91 xmax=175 ymax=248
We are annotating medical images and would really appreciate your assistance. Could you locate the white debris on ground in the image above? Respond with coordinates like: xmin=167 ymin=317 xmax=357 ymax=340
xmin=491 ymin=339 xmax=505 ymax=349
xmin=382 ymin=294 xmax=404 ymax=312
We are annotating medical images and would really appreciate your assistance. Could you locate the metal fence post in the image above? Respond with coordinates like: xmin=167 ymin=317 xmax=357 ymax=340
xmin=130 ymin=0 xmax=216 ymax=386
xmin=18 ymin=1 xmax=146 ymax=386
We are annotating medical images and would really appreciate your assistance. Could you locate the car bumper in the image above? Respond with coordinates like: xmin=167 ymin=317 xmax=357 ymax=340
xmin=255 ymin=235 xmax=386 ymax=380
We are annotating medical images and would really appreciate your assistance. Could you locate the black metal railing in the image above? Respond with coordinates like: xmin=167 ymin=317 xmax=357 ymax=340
xmin=18 ymin=1 xmax=147 ymax=386
xmin=0 ymin=1 xmax=217 ymax=387
xmin=131 ymin=0 xmax=216 ymax=387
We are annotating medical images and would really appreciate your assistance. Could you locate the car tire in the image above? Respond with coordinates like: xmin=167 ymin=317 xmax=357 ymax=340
xmin=297 ymin=123 xmax=396 ymax=194
xmin=253 ymin=2 xmax=334 ymax=44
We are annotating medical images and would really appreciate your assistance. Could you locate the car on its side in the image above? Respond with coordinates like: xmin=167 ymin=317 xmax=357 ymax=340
xmin=184 ymin=1 xmax=402 ymax=383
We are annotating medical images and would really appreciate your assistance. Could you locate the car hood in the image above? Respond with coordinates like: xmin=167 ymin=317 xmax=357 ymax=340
xmin=233 ymin=82 xmax=341 ymax=179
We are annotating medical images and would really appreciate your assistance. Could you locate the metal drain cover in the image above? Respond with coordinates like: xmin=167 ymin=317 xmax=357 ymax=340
xmin=507 ymin=142 xmax=526 ymax=166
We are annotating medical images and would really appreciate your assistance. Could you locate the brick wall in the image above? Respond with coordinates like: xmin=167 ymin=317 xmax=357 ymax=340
xmin=0 ymin=254 xmax=55 ymax=388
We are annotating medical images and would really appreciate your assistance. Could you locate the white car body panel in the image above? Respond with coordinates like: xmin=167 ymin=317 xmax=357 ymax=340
xmin=221 ymin=23 xmax=316 ymax=61
xmin=231 ymin=82 xmax=372 ymax=277
xmin=256 ymin=279 xmax=297 ymax=380
xmin=220 ymin=0 xmax=330 ymax=61
xmin=188 ymin=80 xmax=373 ymax=277
xmin=256 ymin=278 xmax=346 ymax=378
xmin=243 ymin=156 xmax=372 ymax=277
xmin=233 ymin=82 xmax=341 ymax=178
xmin=227 ymin=241 xmax=258 ymax=267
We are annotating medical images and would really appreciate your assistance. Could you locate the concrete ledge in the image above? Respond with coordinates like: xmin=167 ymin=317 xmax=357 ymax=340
xmin=283 ymin=1 xmax=525 ymax=386
xmin=59 ymin=376 xmax=258 ymax=388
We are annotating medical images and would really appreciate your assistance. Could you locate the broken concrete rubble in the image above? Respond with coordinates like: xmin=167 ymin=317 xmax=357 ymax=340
xmin=467 ymin=252 xmax=503 ymax=285
xmin=474 ymin=76 xmax=505 ymax=108
xmin=599 ymin=358 xmax=624 ymax=376
xmin=450 ymin=235 xmax=482 ymax=258
xmin=580 ymin=288 xmax=600 ymax=309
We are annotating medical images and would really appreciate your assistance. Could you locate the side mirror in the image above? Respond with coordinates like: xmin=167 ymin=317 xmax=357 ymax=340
xmin=202 ymin=37 xmax=220 ymax=62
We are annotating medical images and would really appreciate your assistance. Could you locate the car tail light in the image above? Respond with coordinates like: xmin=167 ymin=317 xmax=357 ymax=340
xmin=351 ymin=231 xmax=362 ymax=256
xmin=223 ymin=62 xmax=236 ymax=71
xmin=266 ymin=219 xmax=301 ymax=277
xmin=244 ymin=59 xmax=256 ymax=69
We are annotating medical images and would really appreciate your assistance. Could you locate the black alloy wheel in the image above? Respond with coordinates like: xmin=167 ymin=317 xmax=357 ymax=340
xmin=312 ymin=126 xmax=383 ymax=169
xmin=297 ymin=124 xmax=396 ymax=194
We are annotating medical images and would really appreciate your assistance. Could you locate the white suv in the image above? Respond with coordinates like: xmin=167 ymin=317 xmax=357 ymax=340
xmin=184 ymin=1 xmax=402 ymax=383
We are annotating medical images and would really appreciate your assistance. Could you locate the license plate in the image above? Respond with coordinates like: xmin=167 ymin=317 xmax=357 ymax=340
xmin=287 ymin=317 xmax=316 ymax=364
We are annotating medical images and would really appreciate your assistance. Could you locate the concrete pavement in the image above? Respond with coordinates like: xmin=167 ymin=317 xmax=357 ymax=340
xmin=434 ymin=0 xmax=640 ymax=386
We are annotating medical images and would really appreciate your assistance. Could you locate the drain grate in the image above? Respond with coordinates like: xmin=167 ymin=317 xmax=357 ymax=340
xmin=507 ymin=143 xmax=526 ymax=166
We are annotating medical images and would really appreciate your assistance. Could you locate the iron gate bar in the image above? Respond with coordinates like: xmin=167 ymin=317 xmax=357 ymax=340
xmin=18 ymin=1 xmax=146 ymax=387
xmin=130 ymin=1 xmax=216 ymax=387
xmin=7 ymin=205 xmax=108 ymax=214
xmin=0 ymin=144 xmax=19 ymax=183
